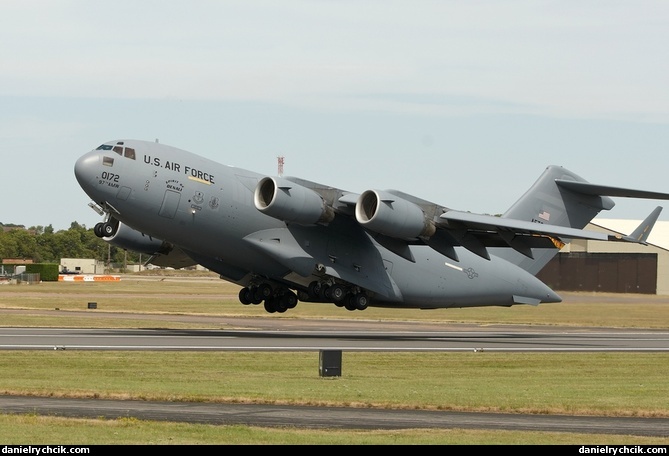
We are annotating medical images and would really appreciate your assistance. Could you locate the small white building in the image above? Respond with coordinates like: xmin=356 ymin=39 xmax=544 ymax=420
xmin=60 ymin=258 xmax=105 ymax=275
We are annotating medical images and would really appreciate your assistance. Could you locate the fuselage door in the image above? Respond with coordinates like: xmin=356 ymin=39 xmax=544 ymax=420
xmin=159 ymin=189 xmax=181 ymax=218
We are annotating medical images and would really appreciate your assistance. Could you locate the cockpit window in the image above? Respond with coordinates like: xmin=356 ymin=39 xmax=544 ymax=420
xmin=103 ymin=156 xmax=114 ymax=167
xmin=96 ymin=143 xmax=136 ymax=160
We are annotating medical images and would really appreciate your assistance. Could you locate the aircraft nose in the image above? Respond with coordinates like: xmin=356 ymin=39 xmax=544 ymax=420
xmin=74 ymin=151 xmax=100 ymax=194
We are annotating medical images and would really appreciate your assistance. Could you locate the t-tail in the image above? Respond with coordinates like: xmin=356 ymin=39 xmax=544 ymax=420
xmin=494 ymin=165 xmax=669 ymax=274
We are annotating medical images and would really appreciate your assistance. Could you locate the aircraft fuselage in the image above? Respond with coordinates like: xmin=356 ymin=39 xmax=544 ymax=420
xmin=75 ymin=139 xmax=561 ymax=311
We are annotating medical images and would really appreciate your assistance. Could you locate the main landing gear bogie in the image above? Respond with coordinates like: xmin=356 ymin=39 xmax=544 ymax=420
xmin=238 ymin=284 xmax=298 ymax=313
xmin=307 ymin=280 xmax=369 ymax=311
xmin=238 ymin=281 xmax=370 ymax=313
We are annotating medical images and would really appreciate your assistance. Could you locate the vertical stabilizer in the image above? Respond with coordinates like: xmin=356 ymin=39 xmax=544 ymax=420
xmin=494 ymin=166 xmax=669 ymax=274
xmin=495 ymin=166 xmax=615 ymax=274
xmin=503 ymin=166 xmax=615 ymax=230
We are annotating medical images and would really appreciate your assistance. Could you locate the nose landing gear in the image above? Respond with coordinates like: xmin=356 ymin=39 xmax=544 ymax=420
xmin=94 ymin=221 xmax=117 ymax=238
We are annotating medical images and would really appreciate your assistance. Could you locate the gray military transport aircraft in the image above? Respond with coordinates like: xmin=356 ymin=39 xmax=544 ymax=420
xmin=74 ymin=139 xmax=669 ymax=313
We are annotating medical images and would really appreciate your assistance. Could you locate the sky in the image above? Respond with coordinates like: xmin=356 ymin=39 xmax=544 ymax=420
xmin=1 ymin=1 xmax=669 ymax=232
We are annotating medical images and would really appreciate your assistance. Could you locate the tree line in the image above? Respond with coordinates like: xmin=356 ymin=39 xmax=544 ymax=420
xmin=0 ymin=222 xmax=141 ymax=265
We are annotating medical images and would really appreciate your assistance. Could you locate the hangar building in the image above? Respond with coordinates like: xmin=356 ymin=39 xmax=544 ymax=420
xmin=537 ymin=219 xmax=669 ymax=295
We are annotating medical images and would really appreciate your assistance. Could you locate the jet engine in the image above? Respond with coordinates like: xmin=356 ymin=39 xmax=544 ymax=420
xmin=97 ymin=221 xmax=169 ymax=255
xmin=355 ymin=190 xmax=436 ymax=240
xmin=254 ymin=177 xmax=335 ymax=225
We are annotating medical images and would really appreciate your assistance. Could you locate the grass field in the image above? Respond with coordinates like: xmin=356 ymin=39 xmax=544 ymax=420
xmin=1 ymin=273 xmax=668 ymax=444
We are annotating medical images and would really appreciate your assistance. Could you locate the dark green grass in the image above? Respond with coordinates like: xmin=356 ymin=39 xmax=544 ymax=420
xmin=1 ymin=351 xmax=668 ymax=417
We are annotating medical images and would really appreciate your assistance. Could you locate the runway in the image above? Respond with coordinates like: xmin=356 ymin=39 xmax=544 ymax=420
xmin=1 ymin=320 xmax=668 ymax=437
xmin=0 ymin=318 xmax=668 ymax=351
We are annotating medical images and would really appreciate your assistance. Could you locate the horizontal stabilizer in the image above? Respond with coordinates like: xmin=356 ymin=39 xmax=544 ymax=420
xmin=556 ymin=180 xmax=669 ymax=200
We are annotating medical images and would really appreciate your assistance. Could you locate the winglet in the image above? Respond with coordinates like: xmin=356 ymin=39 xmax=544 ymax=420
xmin=622 ymin=206 xmax=663 ymax=244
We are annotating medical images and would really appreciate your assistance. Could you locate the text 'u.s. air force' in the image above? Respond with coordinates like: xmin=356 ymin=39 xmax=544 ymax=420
xmin=143 ymin=155 xmax=215 ymax=184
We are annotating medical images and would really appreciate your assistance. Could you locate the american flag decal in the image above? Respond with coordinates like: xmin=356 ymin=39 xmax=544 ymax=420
xmin=538 ymin=210 xmax=550 ymax=221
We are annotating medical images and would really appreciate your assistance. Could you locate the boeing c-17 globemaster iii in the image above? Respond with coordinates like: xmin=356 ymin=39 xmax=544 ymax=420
xmin=74 ymin=140 xmax=669 ymax=313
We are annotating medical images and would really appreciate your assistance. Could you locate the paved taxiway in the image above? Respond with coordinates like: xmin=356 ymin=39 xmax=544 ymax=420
xmin=1 ymin=395 xmax=668 ymax=437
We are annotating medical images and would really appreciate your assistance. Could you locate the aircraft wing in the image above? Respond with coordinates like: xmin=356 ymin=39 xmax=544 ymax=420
xmin=440 ymin=210 xmax=619 ymax=241
xmin=436 ymin=206 xmax=663 ymax=260
xmin=333 ymin=188 xmax=663 ymax=262
xmin=434 ymin=211 xmax=607 ymax=260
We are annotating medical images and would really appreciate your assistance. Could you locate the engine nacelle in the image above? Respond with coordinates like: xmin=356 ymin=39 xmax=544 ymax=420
xmin=355 ymin=190 xmax=436 ymax=240
xmin=254 ymin=177 xmax=335 ymax=225
xmin=103 ymin=222 xmax=169 ymax=254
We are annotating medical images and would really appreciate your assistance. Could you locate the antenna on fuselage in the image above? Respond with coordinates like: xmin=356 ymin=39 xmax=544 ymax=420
xmin=277 ymin=156 xmax=284 ymax=177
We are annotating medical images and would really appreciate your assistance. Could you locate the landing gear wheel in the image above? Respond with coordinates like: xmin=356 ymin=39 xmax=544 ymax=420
xmin=274 ymin=298 xmax=288 ymax=313
xmin=239 ymin=287 xmax=251 ymax=305
xmin=308 ymin=281 xmax=321 ymax=300
xmin=249 ymin=287 xmax=263 ymax=304
xmin=320 ymin=285 xmax=331 ymax=301
xmin=263 ymin=299 xmax=277 ymax=313
xmin=281 ymin=292 xmax=298 ymax=309
xmin=256 ymin=283 xmax=272 ymax=300
xmin=102 ymin=223 xmax=115 ymax=236
xmin=94 ymin=223 xmax=105 ymax=238
xmin=330 ymin=284 xmax=346 ymax=302
xmin=354 ymin=293 xmax=369 ymax=311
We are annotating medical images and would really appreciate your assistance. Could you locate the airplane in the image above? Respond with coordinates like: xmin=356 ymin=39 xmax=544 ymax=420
xmin=74 ymin=139 xmax=669 ymax=313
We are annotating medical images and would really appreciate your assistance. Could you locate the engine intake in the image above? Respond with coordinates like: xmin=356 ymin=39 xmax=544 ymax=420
xmin=355 ymin=190 xmax=436 ymax=240
xmin=254 ymin=177 xmax=335 ymax=225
